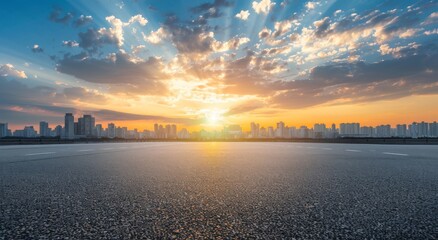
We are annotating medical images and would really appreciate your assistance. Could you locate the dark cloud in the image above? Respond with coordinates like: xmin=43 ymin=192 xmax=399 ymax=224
xmin=56 ymin=52 xmax=168 ymax=95
xmin=92 ymin=110 xmax=202 ymax=125
xmin=74 ymin=15 xmax=93 ymax=27
xmin=63 ymin=87 xmax=108 ymax=104
xmin=272 ymin=52 xmax=438 ymax=108
xmin=31 ymin=45 xmax=44 ymax=53
xmin=167 ymin=25 xmax=215 ymax=54
xmin=226 ymin=100 xmax=266 ymax=116
xmin=0 ymin=76 xmax=109 ymax=107
xmin=78 ymin=29 xmax=119 ymax=53
xmin=190 ymin=0 xmax=233 ymax=19
xmin=49 ymin=8 xmax=73 ymax=24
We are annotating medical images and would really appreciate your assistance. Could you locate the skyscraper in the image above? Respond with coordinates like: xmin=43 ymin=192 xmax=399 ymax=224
xmin=95 ymin=124 xmax=103 ymax=138
xmin=396 ymin=124 xmax=407 ymax=137
xmin=418 ymin=121 xmax=429 ymax=137
xmin=0 ymin=123 xmax=9 ymax=138
xmin=429 ymin=122 xmax=438 ymax=137
xmin=64 ymin=113 xmax=75 ymax=139
xmin=108 ymin=123 xmax=116 ymax=138
xmin=39 ymin=121 xmax=49 ymax=137
xmin=340 ymin=123 xmax=360 ymax=136
xmin=23 ymin=126 xmax=37 ymax=138
xmin=251 ymin=122 xmax=260 ymax=138
xmin=376 ymin=125 xmax=391 ymax=137
xmin=276 ymin=121 xmax=285 ymax=138
xmin=83 ymin=115 xmax=95 ymax=137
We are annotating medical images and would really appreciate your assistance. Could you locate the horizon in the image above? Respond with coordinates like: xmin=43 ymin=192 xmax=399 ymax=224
xmin=1 ymin=0 xmax=437 ymax=131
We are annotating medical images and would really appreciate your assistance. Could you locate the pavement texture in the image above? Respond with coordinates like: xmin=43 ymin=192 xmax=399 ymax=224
xmin=0 ymin=142 xmax=437 ymax=239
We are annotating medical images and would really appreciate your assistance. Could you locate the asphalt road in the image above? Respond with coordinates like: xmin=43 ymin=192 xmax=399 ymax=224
xmin=1 ymin=142 xmax=437 ymax=239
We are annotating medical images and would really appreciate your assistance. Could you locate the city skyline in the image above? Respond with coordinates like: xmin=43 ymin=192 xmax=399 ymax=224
xmin=0 ymin=0 xmax=437 ymax=130
xmin=1 ymin=112 xmax=436 ymax=139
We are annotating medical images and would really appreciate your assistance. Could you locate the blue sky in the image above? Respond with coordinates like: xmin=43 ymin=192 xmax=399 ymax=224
xmin=0 ymin=0 xmax=437 ymax=129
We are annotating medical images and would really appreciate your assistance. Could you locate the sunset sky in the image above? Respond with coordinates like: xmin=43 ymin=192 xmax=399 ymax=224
xmin=0 ymin=0 xmax=437 ymax=131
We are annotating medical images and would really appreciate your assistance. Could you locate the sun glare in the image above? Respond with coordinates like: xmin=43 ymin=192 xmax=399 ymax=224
xmin=205 ymin=109 xmax=223 ymax=125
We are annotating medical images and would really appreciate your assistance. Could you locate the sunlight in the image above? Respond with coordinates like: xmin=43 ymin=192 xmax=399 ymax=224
xmin=205 ymin=109 xmax=224 ymax=125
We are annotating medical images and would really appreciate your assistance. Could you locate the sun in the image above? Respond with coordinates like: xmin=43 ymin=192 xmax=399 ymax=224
xmin=205 ymin=109 xmax=223 ymax=125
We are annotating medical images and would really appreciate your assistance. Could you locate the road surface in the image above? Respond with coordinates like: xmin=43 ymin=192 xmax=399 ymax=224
xmin=1 ymin=142 xmax=437 ymax=239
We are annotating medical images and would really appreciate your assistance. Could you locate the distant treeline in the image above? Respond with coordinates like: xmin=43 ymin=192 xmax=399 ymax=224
xmin=0 ymin=137 xmax=438 ymax=145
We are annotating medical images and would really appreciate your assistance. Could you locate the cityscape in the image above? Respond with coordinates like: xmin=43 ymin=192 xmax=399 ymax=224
xmin=1 ymin=113 xmax=437 ymax=140
xmin=1 ymin=0 xmax=438 ymax=239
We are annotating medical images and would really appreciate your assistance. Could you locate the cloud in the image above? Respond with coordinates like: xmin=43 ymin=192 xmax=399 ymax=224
xmin=49 ymin=9 xmax=73 ymax=24
xmin=74 ymin=15 xmax=93 ymax=27
xmin=236 ymin=10 xmax=250 ymax=21
xmin=0 ymin=75 xmax=110 ymax=108
xmin=78 ymin=29 xmax=119 ymax=52
xmin=127 ymin=14 xmax=148 ymax=26
xmin=63 ymin=87 xmax=108 ymax=104
xmin=379 ymin=42 xmax=420 ymax=58
xmin=62 ymin=40 xmax=79 ymax=47
xmin=143 ymin=27 xmax=168 ymax=44
xmin=91 ymin=109 xmax=201 ymax=125
xmin=0 ymin=64 xmax=27 ymax=79
xmin=305 ymin=1 xmax=318 ymax=10
xmin=226 ymin=100 xmax=266 ymax=116
xmin=272 ymin=52 xmax=438 ymax=108
xmin=191 ymin=0 xmax=233 ymax=20
xmin=77 ymin=14 xmax=148 ymax=52
xmin=32 ymin=44 xmax=43 ymax=53
xmin=56 ymin=52 xmax=168 ymax=95
xmin=424 ymin=29 xmax=438 ymax=35
xmin=422 ymin=12 xmax=438 ymax=25
xmin=252 ymin=0 xmax=275 ymax=15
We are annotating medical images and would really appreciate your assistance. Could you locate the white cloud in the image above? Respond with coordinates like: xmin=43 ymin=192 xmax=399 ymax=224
xmin=128 ymin=14 xmax=148 ymax=26
xmin=102 ymin=15 xmax=148 ymax=47
xmin=0 ymin=64 xmax=28 ymax=78
xmin=305 ymin=1 xmax=318 ymax=10
xmin=62 ymin=40 xmax=79 ymax=47
xmin=424 ymin=29 xmax=438 ymax=35
xmin=236 ymin=10 xmax=250 ymax=20
xmin=379 ymin=42 xmax=420 ymax=58
xmin=213 ymin=37 xmax=250 ymax=52
xmin=252 ymin=0 xmax=275 ymax=15
xmin=143 ymin=27 xmax=168 ymax=44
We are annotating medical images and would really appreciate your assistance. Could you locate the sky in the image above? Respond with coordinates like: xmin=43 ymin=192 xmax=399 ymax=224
xmin=0 ymin=0 xmax=437 ymax=131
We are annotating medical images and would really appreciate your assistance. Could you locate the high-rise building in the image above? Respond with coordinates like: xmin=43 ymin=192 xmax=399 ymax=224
xmin=54 ymin=125 xmax=62 ymax=137
xmin=396 ymin=124 xmax=407 ymax=137
xmin=64 ymin=113 xmax=75 ymax=139
xmin=251 ymin=122 xmax=260 ymax=138
xmin=178 ymin=128 xmax=190 ymax=139
xmin=154 ymin=123 xmax=159 ymax=138
xmin=108 ymin=123 xmax=116 ymax=138
xmin=95 ymin=124 xmax=103 ymax=138
xmin=83 ymin=115 xmax=95 ymax=136
xmin=23 ymin=126 xmax=37 ymax=138
xmin=276 ymin=121 xmax=285 ymax=138
xmin=0 ymin=123 xmax=8 ymax=138
xmin=267 ymin=126 xmax=274 ymax=138
xmin=340 ymin=123 xmax=360 ymax=136
xmin=313 ymin=123 xmax=326 ymax=138
xmin=171 ymin=124 xmax=177 ymax=139
xmin=418 ymin=121 xmax=429 ymax=137
xmin=360 ymin=126 xmax=374 ymax=137
xmin=429 ymin=122 xmax=438 ymax=137
xmin=39 ymin=121 xmax=49 ymax=137
xmin=299 ymin=126 xmax=309 ymax=138
xmin=409 ymin=122 xmax=418 ymax=138
xmin=77 ymin=117 xmax=85 ymax=135
xmin=376 ymin=125 xmax=391 ymax=137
